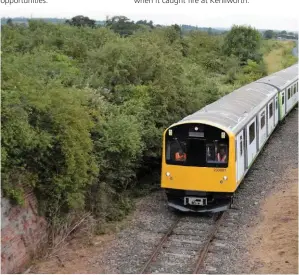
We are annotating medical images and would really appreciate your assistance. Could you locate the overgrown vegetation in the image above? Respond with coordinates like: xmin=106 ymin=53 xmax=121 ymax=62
xmin=224 ymin=25 xmax=263 ymax=64
xmin=1 ymin=19 xmax=296 ymax=229
xmin=262 ymin=40 xmax=297 ymax=74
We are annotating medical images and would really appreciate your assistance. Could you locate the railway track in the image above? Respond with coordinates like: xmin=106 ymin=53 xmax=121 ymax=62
xmin=192 ymin=212 xmax=225 ymax=273
xmin=140 ymin=211 xmax=226 ymax=274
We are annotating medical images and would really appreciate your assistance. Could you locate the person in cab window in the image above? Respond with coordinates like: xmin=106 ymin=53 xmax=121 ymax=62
xmin=217 ymin=147 xmax=227 ymax=162
xmin=175 ymin=150 xmax=186 ymax=161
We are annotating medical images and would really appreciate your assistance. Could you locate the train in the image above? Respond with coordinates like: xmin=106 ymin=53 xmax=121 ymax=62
xmin=161 ymin=63 xmax=298 ymax=213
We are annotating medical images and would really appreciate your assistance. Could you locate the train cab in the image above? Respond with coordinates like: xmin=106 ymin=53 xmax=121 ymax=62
xmin=161 ymin=122 xmax=236 ymax=212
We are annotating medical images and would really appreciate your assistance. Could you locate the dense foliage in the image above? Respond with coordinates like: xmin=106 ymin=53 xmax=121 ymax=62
xmin=223 ymin=25 xmax=263 ymax=64
xmin=2 ymin=20 xmax=292 ymax=226
xmin=66 ymin=15 xmax=96 ymax=28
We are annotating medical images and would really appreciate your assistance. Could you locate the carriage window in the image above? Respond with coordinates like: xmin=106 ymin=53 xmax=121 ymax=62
xmin=288 ymin=88 xmax=291 ymax=99
xmin=206 ymin=143 xmax=228 ymax=163
xmin=275 ymin=99 xmax=278 ymax=110
xmin=282 ymin=94 xmax=285 ymax=104
xmin=260 ymin=111 xmax=265 ymax=129
xmin=269 ymin=103 xmax=273 ymax=118
xmin=249 ymin=122 xmax=255 ymax=144
xmin=240 ymin=137 xmax=243 ymax=156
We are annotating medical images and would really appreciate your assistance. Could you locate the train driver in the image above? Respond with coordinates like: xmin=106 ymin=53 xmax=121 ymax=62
xmin=216 ymin=147 xmax=227 ymax=162
xmin=175 ymin=150 xmax=186 ymax=161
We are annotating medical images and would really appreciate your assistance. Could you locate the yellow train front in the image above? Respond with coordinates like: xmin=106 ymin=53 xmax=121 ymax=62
xmin=161 ymin=122 xmax=236 ymax=213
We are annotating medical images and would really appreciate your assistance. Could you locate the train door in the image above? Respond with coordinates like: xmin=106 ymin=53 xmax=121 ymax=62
xmin=295 ymin=82 xmax=298 ymax=104
xmin=280 ymin=90 xmax=286 ymax=119
xmin=286 ymin=86 xmax=292 ymax=113
xmin=236 ymin=131 xmax=245 ymax=182
xmin=290 ymin=85 xmax=294 ymax=108
xmin=274 ymin=95 xmax=279 ymax=126
xmin=247 ymin=118 xmax=257 ymax=167
xmin=292 ymin=84 xmax=297 ymax=106
xmin=258 ymin=107 xmax=267 ymax=148
xmin=268 ymin=100 xmax=274 ymax=134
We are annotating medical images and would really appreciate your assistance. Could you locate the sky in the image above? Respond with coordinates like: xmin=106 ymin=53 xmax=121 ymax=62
xmin=0 ymin=0 xmax=298 ymax=31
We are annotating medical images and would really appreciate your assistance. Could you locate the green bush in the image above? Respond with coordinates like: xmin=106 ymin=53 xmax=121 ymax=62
xmin=223 ymin=25 xmax=262 ymax=64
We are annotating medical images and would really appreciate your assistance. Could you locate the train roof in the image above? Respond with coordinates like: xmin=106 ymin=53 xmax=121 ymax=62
xmin=256 ymin=63 xmax=298 ymax=90
xmin=176 ymin=64 xmax=298 ymax=134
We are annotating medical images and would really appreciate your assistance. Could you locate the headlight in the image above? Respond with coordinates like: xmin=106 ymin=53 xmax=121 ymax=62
xmin=223 ymin=176 xmax=228 ymax=181
xmin=166 ymin=172 xmax=170 ymax=177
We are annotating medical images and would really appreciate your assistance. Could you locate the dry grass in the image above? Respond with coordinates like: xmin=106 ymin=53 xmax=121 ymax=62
xmin=263 ymin=40 xmax=297 ymax=74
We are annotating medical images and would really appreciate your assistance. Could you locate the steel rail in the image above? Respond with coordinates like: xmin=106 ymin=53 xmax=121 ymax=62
xmin=140 ymin=217 xmax=181 ymax=274
xmin=193 ymin=211 xmax=225 ymax=274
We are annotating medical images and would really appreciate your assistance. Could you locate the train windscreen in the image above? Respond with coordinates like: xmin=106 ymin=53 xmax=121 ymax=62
xmin=165 ymin=123 xmax=229 ymax=168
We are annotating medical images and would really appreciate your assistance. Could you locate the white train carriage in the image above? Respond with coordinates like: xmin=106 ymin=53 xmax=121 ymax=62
xmin=233 ymin=63 xmax=298 ymax=186
xmin=257 ymin=63 xmax=298 ymax=119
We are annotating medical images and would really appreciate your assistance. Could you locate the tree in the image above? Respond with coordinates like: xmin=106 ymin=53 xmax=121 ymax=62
xmin=6 ymin=18 xmax=13 ymax=26
xmin=136 ymin=20 xmax=154 ymax=29
xmin=223 ymin=25 xmax=262 ymax=64
xmin=66 ymin=15 xmax=96 ymax=28
xmin=264 ymin=30 xmax=275 ymax=39
xmin=106 ymin=16 xmax=139 ymax=36
xmin=164 ymin=24 xmax=182 ymax=44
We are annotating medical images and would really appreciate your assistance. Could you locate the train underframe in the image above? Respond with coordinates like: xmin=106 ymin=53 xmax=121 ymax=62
xmin=164 ymin=188 xmax=234 ymax=213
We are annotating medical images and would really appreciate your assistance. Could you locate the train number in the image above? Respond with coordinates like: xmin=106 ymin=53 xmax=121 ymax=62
xmin=214 ymin=168 xmax=226 ymax=172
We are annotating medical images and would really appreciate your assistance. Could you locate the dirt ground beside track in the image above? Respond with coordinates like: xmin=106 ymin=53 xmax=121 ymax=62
xmin=247 ymin=167 xmax=298 ymax=274
xmin=31 ymin=171 xmax=298 ymax=274
xmin=29 ymin=233 xmax=114 ymax=273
